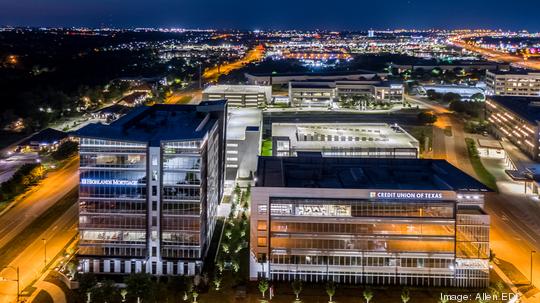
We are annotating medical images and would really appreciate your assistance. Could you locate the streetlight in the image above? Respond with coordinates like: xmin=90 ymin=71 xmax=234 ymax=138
xmin=531 ymin=250 xmax=536 ymax=286
xmin=42 ymin=238 xmax=47 ymax=268
xmin=0 ymin=266 xmax=20 ymax=302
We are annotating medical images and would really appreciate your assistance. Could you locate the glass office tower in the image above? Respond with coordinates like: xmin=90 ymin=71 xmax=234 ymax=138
xmin=77 ymin=101 xmax=226 ymax=276
xmin=251 ymin=157 xmax=490 ymax=288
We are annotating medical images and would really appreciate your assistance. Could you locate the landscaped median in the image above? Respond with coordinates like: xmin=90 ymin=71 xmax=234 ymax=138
xmin=465 ymin=138 xmax=498 ymax=191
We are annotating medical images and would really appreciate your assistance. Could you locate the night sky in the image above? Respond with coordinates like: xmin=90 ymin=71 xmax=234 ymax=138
xmin=1 ymin=0 xmax=540 ymax=30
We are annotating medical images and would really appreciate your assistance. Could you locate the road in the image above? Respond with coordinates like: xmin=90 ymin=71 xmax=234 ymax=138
xmin=203 ymin=44 xmax=264 ymax=82
xmin=0 ymin=157 xmax=78 ymax=249
xmin=165 ymin=89 xmax=202 ymax=105
xmin=0 ymin=203 xmax=78 ymax=303
xmin=450 ymin=39 xmax=540 ymax=71
xmin=0 ymin=157 xmax=79 ymax=303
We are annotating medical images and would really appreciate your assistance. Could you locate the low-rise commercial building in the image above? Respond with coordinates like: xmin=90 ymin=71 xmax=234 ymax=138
xmin=289 ymin=80 xmax=404 ymax=108
xmin=486 ymin=70 xmax=540 ymax=97
xmin=336 ymin=81 xmax=404 ymax=103
xmin=203 ymin=85 xmax=272 ymax=108
xmin=289 ymin=81 xmax=335 ymax=108
xmin=18 ymin=128 xmax=69 ymax=152
xmin=76 ymin=101 xmax=227 ymax=276
xmin=485 ymin=96 xmax=540 ymax=161
xmin=246 ymin=70 xmax=384 ymax=86
xmin=250 ymin=157 xmax=490 ymax=287
xmin=271 ymin=123 xmax=418 ymax=158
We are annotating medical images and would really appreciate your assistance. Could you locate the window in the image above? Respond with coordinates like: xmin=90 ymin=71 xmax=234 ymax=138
xmin=152 ymin=186 xmax=157 ymax=196
xmin=257 ymin=220 xmax=267 ymax=231
xmin=257 ymin=237 xmax=267 ymax=247
xmin=152 ymin=201 xmax=157 ymax=211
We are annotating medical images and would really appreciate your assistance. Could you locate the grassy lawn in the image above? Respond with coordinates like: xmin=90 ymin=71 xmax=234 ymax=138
xmin=465 ymin=138 xmax=498 ymax=191
xmin=261 ymin=139 xmax=272 ymax=156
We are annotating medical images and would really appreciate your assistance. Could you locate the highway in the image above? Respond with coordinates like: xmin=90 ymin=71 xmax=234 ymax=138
xmin=0 ymin=157 xmax=78 ymax=249
xmin=450 ymin=39 xmax=540 ymax=71
xmin=0 ymin=203 xmax=78 ymax=303
xmin=0 ymin=157 xmax=79 ymax=303
xmin=202 ymin=44 xmax=264 ymax=82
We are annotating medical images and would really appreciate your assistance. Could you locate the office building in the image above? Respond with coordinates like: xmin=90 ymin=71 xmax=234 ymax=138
xmin=76 ymin=101 xmax=227 ymax=276
xmin=289 ymin=80 xmax=404 ymax=108
xmin=225 ymin=108 xmax=262 ymax=187
xmin=335 ymin=81 xmax=404 ymax=103
xmin=250 ymin=157 xmax=490 ymax=288
xmin=485 ymin=96 xmax=540 ymax=161
xmin=245 ymin=70 xmax=384 ymax=86
xmin=289 ymin=81 xmax=336 ymax=107
xmin=486 ymin=70 xmax=540 ymax=97
xmin=271 ymin=123 xmax=418 ymax=158
xmin=203 ymin=85 xmax=272 ymax=108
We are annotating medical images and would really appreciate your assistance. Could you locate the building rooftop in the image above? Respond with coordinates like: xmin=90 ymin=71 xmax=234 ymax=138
xmin=246 ymin=69 xmax=381 ymax=78
xmin=226 ymin=108 xmax=262 ymax=141
xmin=289 ymin=82 xmax=335 ymax=89
xmin=272 ymin=123 xmax=418 ymax=150
xmin=256 ymin=156 xmax=491 ymax=192
xmin=203 ymin=84 xmax=271 ymax=94
xmin=20 ymin=128 xmax=68 ymax=146
xmin=75 ymin=101 xmax=226 ymax=146
xmin=488 ymin=96 xmax=540 ymax=124
xmin=488 ymin=69 xmax=540 ymax=76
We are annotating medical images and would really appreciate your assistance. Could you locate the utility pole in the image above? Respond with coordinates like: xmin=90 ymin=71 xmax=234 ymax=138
xmin=42 ymin=238 xmax=47 ymax=268
xmin=531 ymin=250 xmax=536 ymax=285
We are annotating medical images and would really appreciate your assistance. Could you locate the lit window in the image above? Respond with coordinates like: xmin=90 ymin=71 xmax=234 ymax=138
xmin=257 ymin=237 xmax=267 ymax=247
xmin=257 ymin=221 xmax=267 ymax=231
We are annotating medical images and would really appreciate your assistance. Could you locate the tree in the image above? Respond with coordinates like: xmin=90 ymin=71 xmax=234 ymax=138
xmin=51 ymin=140 xmax=79 ymax=160
xmin=78 ymin=273 xmax=98 ymax=300
xmin=401 ymin=288 xmax=410 ymax=303
xmin=93 ymin=280 xmax=121 ymax=303
xmin=258 ymin=278 xmax=269 ymax=298
xmin=213 ymin=275 xmax=222 ymax=291
xmin=124 ymin=273 xmax=154 ymax=302
xmin=471 ymin=92 xmax=485 ymax=102
xmin=292 ymin=279 xmax=303 ymax=301
xmin=442 ymin=92 xmax=461 ymax=104
xmin=426 ymin=89 xmax=442 ymax=101
xmin=363 ymin=287 xmax=374 ymax=303
xmin=489 ymin=249 xmax=496 ymax=262
xmin=154 ymin=280 xmax=168 ymax=303
xmin=325 ymin=281 xmax=336 ymax=303
xmin=167 ymin=275 xmax=186 ymax=302
xmin=417 ymin=111 xmax=437 ymax=125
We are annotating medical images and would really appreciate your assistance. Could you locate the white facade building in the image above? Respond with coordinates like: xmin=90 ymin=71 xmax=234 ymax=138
xmin=203 ymin=85 xmax=272 ymax=108
xmin=271 ymin=123 xmax=419 ymax=158
xmin=486 ymin=70 xmax=540 ymax=97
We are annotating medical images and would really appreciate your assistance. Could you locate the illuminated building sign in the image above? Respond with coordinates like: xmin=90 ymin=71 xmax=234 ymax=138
xmin=81 ymin=178 xmax=140 ymax=186
xmin=270 ymin=204 xmax=351 ymax=217
xmin=455 ymin=259 xmax=489 ymax=270
xmin=369 ymin=191 xmax=443 ymax=200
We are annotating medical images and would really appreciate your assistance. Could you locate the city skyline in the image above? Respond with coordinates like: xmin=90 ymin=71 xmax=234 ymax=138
xmin=2 ymin=0 xmax=540 ymax=31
